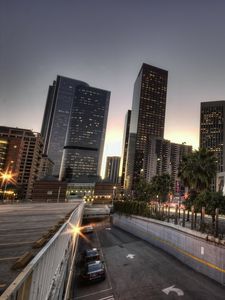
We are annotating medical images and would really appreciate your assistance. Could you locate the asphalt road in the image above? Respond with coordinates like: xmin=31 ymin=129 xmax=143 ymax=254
xmin=72 ymin=218 xmax=225 ymax=300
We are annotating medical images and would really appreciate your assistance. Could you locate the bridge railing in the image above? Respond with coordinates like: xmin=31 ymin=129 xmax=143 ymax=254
xmin=1 ymin=201 xmax=84 ymax=300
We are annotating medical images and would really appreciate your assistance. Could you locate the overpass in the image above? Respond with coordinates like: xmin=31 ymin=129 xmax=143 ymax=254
xmin=82 ymin=204 xmax=110 ymax=219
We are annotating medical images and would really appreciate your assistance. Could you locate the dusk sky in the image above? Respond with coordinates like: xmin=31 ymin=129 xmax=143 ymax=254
xmin=1 ymin=0 xmax=225 ymax=174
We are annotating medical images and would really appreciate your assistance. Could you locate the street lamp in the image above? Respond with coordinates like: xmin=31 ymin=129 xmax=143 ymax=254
xmin=0 ymin=172 xmax=12 ymax=201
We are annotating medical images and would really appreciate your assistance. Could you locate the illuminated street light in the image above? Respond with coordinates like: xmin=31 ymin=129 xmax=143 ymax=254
xmin=0 ymin=171 xmax=13 ymax=201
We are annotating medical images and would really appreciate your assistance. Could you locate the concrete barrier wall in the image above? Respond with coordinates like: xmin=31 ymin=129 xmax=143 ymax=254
xmin=113 ymin=214 xmax=225 ymax=285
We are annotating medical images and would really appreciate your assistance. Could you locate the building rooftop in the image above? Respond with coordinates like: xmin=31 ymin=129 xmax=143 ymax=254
xmin=0 ymin=202 xmax=78 ymax=295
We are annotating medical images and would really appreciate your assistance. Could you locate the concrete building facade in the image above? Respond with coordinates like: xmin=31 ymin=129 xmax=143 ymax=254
xmin=0 ymin=126 xmax=43 ymax=199
xmin=144 ymin=136 xmax=192 ymax=192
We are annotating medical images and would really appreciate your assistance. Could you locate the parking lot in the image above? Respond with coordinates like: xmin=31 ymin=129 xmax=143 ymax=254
xmin=72 ymin=218 xmax=225 ymax=300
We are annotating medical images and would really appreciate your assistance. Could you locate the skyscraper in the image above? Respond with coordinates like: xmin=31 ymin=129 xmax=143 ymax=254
xmin=200 ymin=101 xmax=225 ymax=172
xmin=105 ymin=156 xmax=121 ymax=184
xmin=59 ymin=85 xmax=110 ymax=183
xmin=125 ymin=63 xmax=168 ymax=190
xmin=144 ymin=137 xmax=192 ymax=192
xmin=120 ymin=110 xmax=131 ymax=188
xmin=41 ymin=76 xmax=87 ymax=176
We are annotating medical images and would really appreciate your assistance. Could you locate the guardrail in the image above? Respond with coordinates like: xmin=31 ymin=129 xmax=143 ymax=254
xmin=1 ymin=202 xmax=84 ymax=300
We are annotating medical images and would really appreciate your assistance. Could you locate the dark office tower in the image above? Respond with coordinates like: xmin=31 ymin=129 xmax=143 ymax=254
xmin=60 ymin=85 xmax=110 ymax=183
xmin=120 ymin=110 xmax=131 ymax=188
xmin=200 ymin=101 xmax=225 ymax=173
xmin=105 ymin=156 xmax=121 ymax=184
xmin=41 ymin=76 xmax=87 ymax=176
xmin=125 ymin=63 xmax=168 ymax=190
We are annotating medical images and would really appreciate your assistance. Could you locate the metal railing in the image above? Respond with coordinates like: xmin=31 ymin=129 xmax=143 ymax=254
xmin=1 ymin=202 xmax=84 ymax=300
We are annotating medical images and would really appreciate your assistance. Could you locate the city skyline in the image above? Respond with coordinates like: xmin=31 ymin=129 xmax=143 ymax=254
xmin=2 ymin=1 xmax=225 ymax=175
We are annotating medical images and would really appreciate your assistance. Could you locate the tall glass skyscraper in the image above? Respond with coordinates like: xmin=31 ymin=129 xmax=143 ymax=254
xmin=41 ymin=76 xmax=87 ymax=176
xmin=60 ymin=85 xmax=110 ymax=183
xmin=125 ymin=63 xmax=168 ymax=190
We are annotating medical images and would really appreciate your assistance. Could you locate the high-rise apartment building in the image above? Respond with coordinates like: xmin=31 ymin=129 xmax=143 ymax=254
xmin=144 ymin=136 xmax=192 ymax=192
xmin=170 ymin=142 xmax=192 ymax=193
xmin=125 ymin=63 xmax=168 ymax=190
xmin=105 ymin=156 xmax=121 ymax=184
xmin=59 ymin=85 xmax=110 ymax=183
xmin=0 ymin=127 xmax=43 ymax=199
xmin=144 ymin=137 xmax=171 ymax=182
xmin=120 ymin=110 xmax=131 ymax=188
xmin=200 ymin=101 xmax=225 ymax=173
xmin=41 ymin=76 xmax=87 ymax=176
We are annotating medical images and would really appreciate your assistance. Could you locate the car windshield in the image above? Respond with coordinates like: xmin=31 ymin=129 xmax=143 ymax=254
xmin=87 ymin=262 xmax=102 ymax=272
xmin=86 ymin=249 xmax=98 ymax=256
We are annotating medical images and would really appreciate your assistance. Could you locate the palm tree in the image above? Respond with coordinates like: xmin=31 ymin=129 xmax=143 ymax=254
xmin=178 ymin=148 xmax=217 ymax=193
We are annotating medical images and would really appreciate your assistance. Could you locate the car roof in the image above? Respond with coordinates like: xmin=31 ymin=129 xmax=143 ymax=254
xmin=85 ymin=248 xmax=98 ymax=254
xmin=87 ymin=260 xmax=102 ymax=267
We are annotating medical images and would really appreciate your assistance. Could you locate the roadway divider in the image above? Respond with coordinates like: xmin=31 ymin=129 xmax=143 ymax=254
xmin=1 ymin=202 xmax=84 ymax=300
xmin=113 ymin=213 xmax=225 ymax=285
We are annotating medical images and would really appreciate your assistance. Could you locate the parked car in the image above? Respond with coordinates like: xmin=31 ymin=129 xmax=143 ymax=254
xmin=81 ymin=225 xmax=94 ymax=234
xmin=82 ymin=248 xmax=100 ymax=263
xmin=80 ymin=260 xmax=105 ymax=282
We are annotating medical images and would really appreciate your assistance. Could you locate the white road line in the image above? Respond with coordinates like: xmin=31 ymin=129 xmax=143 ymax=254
xmin=0 ymin=241 xmax=34 ymax=246
xmin=0 ymin=256 xmax=20 ymax=261
xmin=74 ymin=288 xmax=113 ymax=299
xmin=97 ymin=295 xmax=114 ymax=300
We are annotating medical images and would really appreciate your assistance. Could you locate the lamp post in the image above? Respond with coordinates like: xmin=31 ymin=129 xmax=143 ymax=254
xmin=112 ymin=186 xmax=117 ymax=207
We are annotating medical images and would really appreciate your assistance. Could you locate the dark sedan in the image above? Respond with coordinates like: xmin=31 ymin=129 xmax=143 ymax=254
xmin=80 ymin=261 xmax=105 ymax=283
xmin=82 ymin=248 xmax=100 ymax=263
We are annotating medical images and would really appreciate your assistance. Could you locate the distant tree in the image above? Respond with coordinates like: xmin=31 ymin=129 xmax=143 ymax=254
xmin=150 ymin=174 xmax=173 ymax=203
xmin=134 ymin=177 xmax=152 ymax=201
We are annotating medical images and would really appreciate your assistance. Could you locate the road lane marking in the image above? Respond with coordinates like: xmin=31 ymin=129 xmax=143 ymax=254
xmin=96 ymin=229 xmax=113 ymax=290
xmin=0 ymin=256 xmax=20 ymax=261
xmin=74 ymin=288 xmax=113 ymax=299
xmin=162 ymin=285 xmax=184 ymax=296
xmin=0 ymin=241 xmax=34 ymax=246
xmin=126 ymin=253 xmax=135 ymax=259
xmin=97 ymin=295 xmax=115 ymax=300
